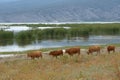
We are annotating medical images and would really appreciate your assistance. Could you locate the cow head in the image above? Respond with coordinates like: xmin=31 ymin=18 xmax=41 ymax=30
xmin=87 ymin=50 xmax=92 ymax=55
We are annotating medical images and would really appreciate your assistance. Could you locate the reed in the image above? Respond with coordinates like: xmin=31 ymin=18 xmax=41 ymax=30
xmin=1 ymin=23 xmax=120 ymax=46
xmin=0 ymin=30 xmax=13 ymax=46
xmin=15 ymin=30 xmax=36 ymax=46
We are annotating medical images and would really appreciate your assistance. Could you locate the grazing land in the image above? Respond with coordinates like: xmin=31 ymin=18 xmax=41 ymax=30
xmin=0 ymin=47 xmax=120 ymax=80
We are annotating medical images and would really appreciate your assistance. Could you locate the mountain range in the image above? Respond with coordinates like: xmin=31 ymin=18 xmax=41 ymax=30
xmin=0 ymin=0 xmax=120 ymax=22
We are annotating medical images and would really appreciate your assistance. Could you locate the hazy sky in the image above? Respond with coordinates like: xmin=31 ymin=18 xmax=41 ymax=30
xmin=0 ymin=0 xmax=19 ymax=3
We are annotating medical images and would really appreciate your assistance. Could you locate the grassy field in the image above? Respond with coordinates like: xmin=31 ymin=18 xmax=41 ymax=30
xmin=0 ymin=51 xmax=120 ymax=80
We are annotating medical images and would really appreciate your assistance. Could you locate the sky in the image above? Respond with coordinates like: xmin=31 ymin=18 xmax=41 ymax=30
xmin=0 ymin=0 xmax=19 ymax=3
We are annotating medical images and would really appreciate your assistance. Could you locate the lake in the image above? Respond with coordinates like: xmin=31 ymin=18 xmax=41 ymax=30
xmin=0 ymin=26 xmax=120 ymax=52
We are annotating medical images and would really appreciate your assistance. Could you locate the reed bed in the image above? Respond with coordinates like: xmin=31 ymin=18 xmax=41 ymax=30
xmin=1 ymin=23 xmax=120 ymax=46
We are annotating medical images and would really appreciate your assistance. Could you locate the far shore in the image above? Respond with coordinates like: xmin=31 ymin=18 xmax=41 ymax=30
xmin=0 ymin=21 xmax=120 ymax=25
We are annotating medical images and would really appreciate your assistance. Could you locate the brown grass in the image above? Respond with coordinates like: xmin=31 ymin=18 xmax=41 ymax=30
xmin=0 ymin=53 xmax=120 ymax=80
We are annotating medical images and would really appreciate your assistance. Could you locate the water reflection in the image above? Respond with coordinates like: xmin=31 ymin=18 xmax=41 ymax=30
xmin=0 ymin=35 xmax=120 ymax=52
xmin=0 ymin=26 xmax=120 ymax=52
xmin=0 ymin=39 xmax=13 ymax=46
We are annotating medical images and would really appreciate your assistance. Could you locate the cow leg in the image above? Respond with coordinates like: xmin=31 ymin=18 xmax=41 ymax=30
xmin=98 ymin=50 xmax=100 ymax=54
xmin=55 ymin=56 xmax=57 ymax=59
xmin=31 ymin=57 xmax=35 ymax=59
xmin=113 ymin=49 xmax=115 ymax=53
xmin=90 ymin=52 xmax=92 ymax=55
xmin=40 ymin=56 xmax=42 ymax=58
xmin=108 ymin=51 xmax=110 ymax=54
xmin=70 ymin=54 xmax=73 ymax=57
xmin=39 ymin=55 xmax=42 ymax=58
xmin=97 ymin=52 xmax=99 ymax=55
xmin=60 ymin=54 xmax=63 ymax=57
xmin=99 ymin=51 xmax=101 ymax=55
xmin=78 ymin=52 xmax=80 ymax=55
xmin=98 ymin=51 xmax=100 ymax=55
xmin=37 ymin=57 xmax=39 ymax=59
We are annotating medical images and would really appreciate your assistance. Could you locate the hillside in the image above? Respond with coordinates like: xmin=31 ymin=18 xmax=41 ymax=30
xmin=0 ymin=0 xmax=120 ymax=22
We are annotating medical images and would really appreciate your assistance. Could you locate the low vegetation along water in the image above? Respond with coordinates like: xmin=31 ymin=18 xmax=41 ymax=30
xmin=0 ymin=23 xmax=120 ymax=52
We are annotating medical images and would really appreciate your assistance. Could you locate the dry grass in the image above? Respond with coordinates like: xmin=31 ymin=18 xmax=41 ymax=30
xmin=0 ymin=52 xmax=120 ymax=80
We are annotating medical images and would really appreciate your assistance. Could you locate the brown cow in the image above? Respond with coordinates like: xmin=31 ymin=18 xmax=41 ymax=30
xmin=49 ymin=50 xmax=63 ymax=58
xmin=107 ymin=45 xmax=115 ymax=53
xmin=65 ymin=47 xmax=80 ymax=56
xmin=27 ymin=51 xmax=42 ymax=59
xmin=87 ymin=45 xmax=101 ymax=55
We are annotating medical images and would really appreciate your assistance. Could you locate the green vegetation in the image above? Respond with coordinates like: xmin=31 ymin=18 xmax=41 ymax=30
xmin=0 ymin=23 xmax=120 ymax=46
xmin=25 ymin=23 xmax=120 ymax=35
xmin=15 ymin=30 xmax=36 ymax=46
xmin=62 ymin=23 xmax=120 ymax=35
xmin=0 ymin=30 xmax=13 ymax=46
xmin=40 ymin=28 xmax=67 ymax=39
xmin=14 ymin=23 xmax=120 ymax=46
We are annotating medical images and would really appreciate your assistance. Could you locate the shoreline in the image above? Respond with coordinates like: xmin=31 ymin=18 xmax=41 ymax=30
xmin=0 ymin=21 xmax=120 ymax=25
xmin=0 ymin=46 xmax=119 ymax=58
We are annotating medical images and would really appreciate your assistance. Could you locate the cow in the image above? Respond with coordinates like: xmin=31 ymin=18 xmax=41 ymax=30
xmin=107 ymin=45 xmax=115 ymax=53
xmin=49 ymin=50 xmax=63 ymax=58
xmin=65 ymin=47 xmax=80 ymax=56
xmin=87 ymin=45 xmax=101 ymax=55
xmin=27 ymin=51 xmax=42 ymax=59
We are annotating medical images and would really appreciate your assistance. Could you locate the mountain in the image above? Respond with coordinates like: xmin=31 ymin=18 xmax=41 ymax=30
xmin=0 ymin=0 xmax=120 ymax=22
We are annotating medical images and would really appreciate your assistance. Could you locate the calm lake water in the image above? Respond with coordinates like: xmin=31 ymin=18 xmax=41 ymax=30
xmin=0 ymin=26 xmax=120 ymax=52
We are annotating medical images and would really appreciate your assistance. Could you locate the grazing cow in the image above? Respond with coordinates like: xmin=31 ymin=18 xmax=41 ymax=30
xmin=87 ymin=46 xmax=101 ymax=55
xmin=107 ymin=45 xmax=115 ymax=53
xmin=49 ymin=50 xmax=63 ymax=58
xmin=27 ymin=51 xmax=42 ymax=59
xmin=65 ymin=47 xmax=80 ymax=56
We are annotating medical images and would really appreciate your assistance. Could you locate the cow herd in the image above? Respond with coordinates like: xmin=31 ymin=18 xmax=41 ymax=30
xmin=27 ymin=45 xmax=115 ymax=59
